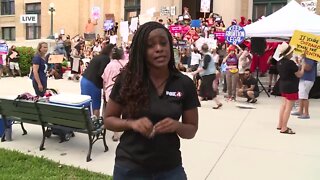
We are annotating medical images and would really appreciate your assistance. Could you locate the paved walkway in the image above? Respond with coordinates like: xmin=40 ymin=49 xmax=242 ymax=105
xmin=1 ymin=77 xmax=320 ymax=180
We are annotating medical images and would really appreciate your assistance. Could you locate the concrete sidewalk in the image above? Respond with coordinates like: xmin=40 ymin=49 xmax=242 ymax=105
xmin=1 ymin=77 xmax=320 ymax=180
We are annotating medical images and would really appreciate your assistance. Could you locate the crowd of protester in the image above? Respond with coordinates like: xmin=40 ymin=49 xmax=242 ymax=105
xmin=1 ymin=7 xmax=318 ymax=139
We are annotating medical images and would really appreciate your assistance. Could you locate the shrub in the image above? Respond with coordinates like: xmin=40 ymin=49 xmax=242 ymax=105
xmin=16 ymin=46 xmax=35 ymax=76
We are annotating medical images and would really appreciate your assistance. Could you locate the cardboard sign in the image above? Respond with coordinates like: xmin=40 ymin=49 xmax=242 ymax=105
xmin=48 ymin=55 xmax=64 ymax=64
xmin=105 ymin=14 xmax=115 ymax=21
xmin=290 ymin=30 xmax=320 ymax=61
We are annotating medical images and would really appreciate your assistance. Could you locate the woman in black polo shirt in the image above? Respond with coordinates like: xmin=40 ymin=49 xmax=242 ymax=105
xmin=104 ymin=22 xmax=200 ymax=179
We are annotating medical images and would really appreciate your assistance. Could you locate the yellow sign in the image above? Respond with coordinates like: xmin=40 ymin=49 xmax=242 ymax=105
xmin=290 ymin=30 xmax=320 ymax=61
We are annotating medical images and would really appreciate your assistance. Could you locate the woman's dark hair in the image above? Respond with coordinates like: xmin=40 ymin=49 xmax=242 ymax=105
xmin=111 ymin=47 xmax=124 ymax=60
xmin=119 ymin=21 xmax=178 ymax=117
xmin=100 ymin=43 xmax=114 ymax=56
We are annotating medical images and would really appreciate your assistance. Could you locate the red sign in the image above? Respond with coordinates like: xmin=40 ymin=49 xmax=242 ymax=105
xmin=214 ymin=32 xmax=225 ymax=43
xmin=169 ymin=25 xmax=190 ymax=35
xmin=207 ymin=18 xmax=214 ymax=26
xmin=185 ymin=29 xmax=200 ymax=41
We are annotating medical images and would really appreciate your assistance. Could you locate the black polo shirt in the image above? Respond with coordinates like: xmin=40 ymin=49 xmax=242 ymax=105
xmin=109 ymin=71 xmax=200 ymax=173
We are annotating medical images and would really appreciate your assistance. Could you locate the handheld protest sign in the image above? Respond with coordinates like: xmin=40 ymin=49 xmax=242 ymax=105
xmin=48 ymin=54 xmax=64 ymax=64
xmin=225 ymin=25 xmax=246 ymax=45
xmin=0 ymin=43 xmax=8 ymax=55
xmin=290 ymin=30 xmax=320 ymax=62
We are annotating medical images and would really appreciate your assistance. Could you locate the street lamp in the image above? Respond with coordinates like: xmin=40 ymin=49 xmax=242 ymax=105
xmin=47 ymin=3 xmax=55 ymax=39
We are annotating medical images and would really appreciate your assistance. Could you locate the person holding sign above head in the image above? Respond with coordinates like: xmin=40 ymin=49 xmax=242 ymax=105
xmin=85 ymin=18 xmax=98 ymax=34
xmin=276 ymin=42 xmax=305 ymax=134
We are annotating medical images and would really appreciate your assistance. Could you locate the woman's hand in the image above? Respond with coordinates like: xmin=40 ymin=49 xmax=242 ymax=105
xmin=129 ymin=117 xmax=154 ymax=138
xmin=154 ymin=118 xmax=181 ymax=135
xmin=38 ymin=84 xmax=44 ymax=92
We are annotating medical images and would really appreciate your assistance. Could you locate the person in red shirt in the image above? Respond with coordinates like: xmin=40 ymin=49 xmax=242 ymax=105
xmin=239 ymin=16 xmax=246 ymax=27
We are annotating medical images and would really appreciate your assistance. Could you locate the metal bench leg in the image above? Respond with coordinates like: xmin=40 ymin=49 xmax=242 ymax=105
xmin=1 ymin=133 xmax=5 ymax=142
xmin=102 ymin=129 xmax=108 ymax=152
xmin=39 ymin=125 xmax=46 ymax=151
xmin=20 ymin=122 xmax=27 ymax=135
xmin=87 ymin=134 xmax=93 ymax=162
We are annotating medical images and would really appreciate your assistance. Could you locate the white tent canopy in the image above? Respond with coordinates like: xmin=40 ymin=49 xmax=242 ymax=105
xmin=244 ymin=1 xmax=320 ymax=37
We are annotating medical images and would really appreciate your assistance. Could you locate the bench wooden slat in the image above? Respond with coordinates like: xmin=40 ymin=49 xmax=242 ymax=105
xmin=37 ymin=103 xmax=87 ymax=114
xmin=40 ymin=109 xmax=88 ymax=122
xmin=40 ymin=116 xmax=86 ymax=129
xmin=1 ymin=99 xmax=37 ymax=108
xmin=0 ymin=99 xmax=40 ymax=125
xmin=1 ymin=110 xmax=39 ymax=120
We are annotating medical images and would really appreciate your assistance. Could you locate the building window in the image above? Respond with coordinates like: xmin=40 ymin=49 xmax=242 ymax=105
xmin=25 ymin=3 xmax=41 ymax=40
xmin=1 ymin=0 xmax=15 ymax=15
xmin=2 ymin=27 xmax=15 ymax=40
xmin=124 ymin=0 xmax=140 ymax=21
xmin=253 ymin=3 xmax=267 ymax=20
xmin=253 ymin=0 xmax=286 ymax=21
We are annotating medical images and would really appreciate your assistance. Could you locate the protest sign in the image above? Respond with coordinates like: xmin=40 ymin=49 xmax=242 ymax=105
xmin=120 ymin=21 xmax=129 ymax=42
xmin=200 ymin=0 xmax=211 ymax=13
xmin=0 ymin=43 xmax=8 ymax=55
xmin=92 ymin=7 xmax=100 ymax=20
xmin=185 ymin=29 xmax=200 ymax=41
xmin=207 ymin=18 xmax=214 ymax=26
xmin=191 ymin=20 xmax=201 ymax=28
xmin=290 ymin=30 xmax=320 ymax=61
xmin=225 ymin=25 xmax=245 ymax=45
xmin=214 ymin=32 xmax=225 ymax=43
xmin=84 ymin=33 xmax=96 ymax=41
xmin=129 ymin=17 xmax=139 ymax=32
xmin=48 ymin=55 xmax=64 ymax=64
xmin=301 ymin=0 xmax=317 ymax=13
xmin=103 ymin=20 xmax=114 ymax=31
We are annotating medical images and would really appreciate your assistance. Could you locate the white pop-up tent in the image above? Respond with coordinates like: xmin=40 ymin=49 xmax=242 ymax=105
xmin=244 ymin=1 xmax=320 ymax=37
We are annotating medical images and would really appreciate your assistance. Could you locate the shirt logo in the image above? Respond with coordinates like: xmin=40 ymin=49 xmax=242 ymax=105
xmin=166 ymin=91 xmax=183 ymax=98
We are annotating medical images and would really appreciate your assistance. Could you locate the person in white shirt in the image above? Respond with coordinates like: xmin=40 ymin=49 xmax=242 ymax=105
xmin=189 ymin=47 xmax=201 ymax=71
xmin=109 ymin=31 xmax=118 ymax=45
xmin=237 ymin=45 xmax=252 ymax=87
xmin=92 ymin=41 xmax=102 ymax=56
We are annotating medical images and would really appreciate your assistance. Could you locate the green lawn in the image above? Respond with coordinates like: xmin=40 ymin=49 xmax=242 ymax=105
xmin=0 ymin=148 xmax=112 ymax=179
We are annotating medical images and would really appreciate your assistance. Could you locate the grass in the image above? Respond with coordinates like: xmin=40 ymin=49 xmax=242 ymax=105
xmin=0 ymin=148 xmax=112 ymax=180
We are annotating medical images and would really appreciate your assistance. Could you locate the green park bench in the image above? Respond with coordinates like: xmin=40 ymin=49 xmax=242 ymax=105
xmin=0 ymin=98 xmax=108 ymax=162
xmin=36 ymin=101 xmax=108 ymax=162
xmin=0 ymin=98 xmax=41 ymax=142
